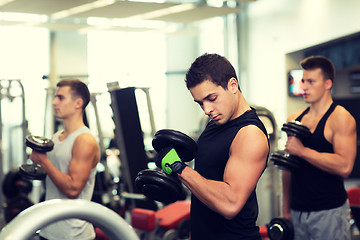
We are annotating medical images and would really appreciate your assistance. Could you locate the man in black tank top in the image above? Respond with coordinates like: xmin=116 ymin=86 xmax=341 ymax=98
xmin=157 ymin=53 xmax=269 ymax=239
xmin=282 ymin=56 xmax=357 ymax=240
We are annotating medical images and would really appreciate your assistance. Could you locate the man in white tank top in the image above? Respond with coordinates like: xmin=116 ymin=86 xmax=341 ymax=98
xmin=30 ymin=79 xmax=100 ymax=240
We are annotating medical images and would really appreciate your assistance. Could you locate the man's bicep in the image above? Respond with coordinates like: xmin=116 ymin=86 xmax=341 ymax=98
xmin=224 ymin=126 xmax=268 ymax=194
xmin=69 ymin=136 xmax=97 ymax=180
xmin=332 ymin=115 xmax=357 ymax=162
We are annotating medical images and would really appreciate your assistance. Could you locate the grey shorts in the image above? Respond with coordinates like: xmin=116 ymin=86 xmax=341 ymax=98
xmin=291 ymin=201 xmax=351 ymax=240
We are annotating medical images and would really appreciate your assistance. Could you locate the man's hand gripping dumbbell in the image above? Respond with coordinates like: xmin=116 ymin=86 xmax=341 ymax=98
xmin=156 ymin=147 xmax=187 ymax=176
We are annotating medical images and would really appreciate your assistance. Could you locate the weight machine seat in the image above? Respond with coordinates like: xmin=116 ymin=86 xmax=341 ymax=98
xmin=95 ymin=228 xmax=109 ymax=240
xmin=131 ymin=208 xmax=156 ymax=231
xmin=131 ymin=200 xmax=190 ymax=232
xmin=155 ymin=200 xmax=190 ymax=230
xmin=131 ymin=201 xmax=270 ymax=238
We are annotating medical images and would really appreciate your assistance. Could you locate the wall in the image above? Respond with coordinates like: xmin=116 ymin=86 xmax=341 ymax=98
xmin=0 ymin=27 xmax=49 ymax=168
xmin=165 ymin=31 xmax=201 ymax=137
xmin=50 ymin=31 xmax=88 ymax=81
xmin=42 ymin=31 xmax=88 ymax=136
xmin=165 ymin=16 xmax=235 ymax=136
xmin=246 ymin=0 xmax=360 ymax=126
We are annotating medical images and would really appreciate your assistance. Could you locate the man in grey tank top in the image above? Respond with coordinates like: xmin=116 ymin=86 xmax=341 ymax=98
xmin=30 ymin=79 xmax=100 ymax=240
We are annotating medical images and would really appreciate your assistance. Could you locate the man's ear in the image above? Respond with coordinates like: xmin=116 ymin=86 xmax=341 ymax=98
xmin=228 ymin=78 xmax=239 ymax=93
xmin=325 ymin=79 xmax=333 ymax=90
xmin=75 ymin=97 xmax=84 ymax=110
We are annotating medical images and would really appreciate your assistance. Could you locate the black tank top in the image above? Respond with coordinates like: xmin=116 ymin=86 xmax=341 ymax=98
xmin=291 ymin=102 xmax=347 ymax=211
xmin=190 ymin=108 xmax=268 ymax=240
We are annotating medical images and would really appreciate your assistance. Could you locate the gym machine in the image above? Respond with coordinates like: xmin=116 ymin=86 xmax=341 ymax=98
xmin=253 ymin=106 xmax=281 ymax=225
xmin=1 ymin=169 xmax=33 ymax=223
xmin=108 ymin=84 xmax=159 ymax=210
xmin=0 ymin=79 xmax=27 ymax=207
xmin=89 ymin=92 xmax=123 ymax=211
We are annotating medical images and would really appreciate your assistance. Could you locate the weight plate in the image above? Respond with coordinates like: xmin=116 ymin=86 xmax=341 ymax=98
xmin=135 ymin=169 xmax=182 ymax=203
xmin=268 ymin=218 xmax=294 ymax=240
xmin=19 ymin=164 xmax=47 ymax=180
xmin=282 ymin=121 xmax=311 ymax=140
xmin=152 ymin=129 xmax=197 ymax=162
xmin=25 ymin=135 xmax=54 ymax=153
xmin=270 ymin=151 xmax=301 ymax=171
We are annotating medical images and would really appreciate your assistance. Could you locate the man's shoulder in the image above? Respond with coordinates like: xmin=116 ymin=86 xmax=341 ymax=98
xmin=74 ymin=128 xmax=97 ymax=145
xmin=76 ymin=132 xmax=96 ymax=141
xmin=333 ymin=104 xmax=350 ymax=115
xmin=287 ymin=109 xmax=307 ymax=122
xmin=329 ymin=105 xmax=356 ymax=125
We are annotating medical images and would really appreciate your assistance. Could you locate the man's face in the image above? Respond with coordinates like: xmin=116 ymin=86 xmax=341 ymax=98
xmin=190 ymin=80 xmax=236 ymax=125
xmin=52 ymin=86 xmax=79 ymax=119
xmin=301 ymin=68 xmax=331 ymax=104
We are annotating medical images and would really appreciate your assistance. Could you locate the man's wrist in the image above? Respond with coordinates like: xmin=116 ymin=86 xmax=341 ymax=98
xmin=168 ymin=161 xmax=186 ymax=175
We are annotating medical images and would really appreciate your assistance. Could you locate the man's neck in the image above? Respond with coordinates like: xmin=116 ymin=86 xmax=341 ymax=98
xmin=309 ymin=94 xmax=333 ymax=117
xmin=61 ymin=115 xmax=86 ymax=139
xmin=237 ymin=92 xmax=251 ymax=116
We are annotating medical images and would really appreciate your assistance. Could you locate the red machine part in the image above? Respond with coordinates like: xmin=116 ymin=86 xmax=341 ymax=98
xmin=131 ymin=200 xmax=190 ymax=231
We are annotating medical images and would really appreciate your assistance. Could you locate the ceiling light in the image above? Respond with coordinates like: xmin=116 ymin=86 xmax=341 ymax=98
xmin=0 ymin=12 xmax=44 ymax=23
xmin=0 ymin=0 xmax=15 ymax=7
xmin=87 ymin=17 xmax=112 ymax=27
xmin=130 ymin=3 xmax=196 ymax=20
xmin=51 ymin=0 xmax=116 ymax=20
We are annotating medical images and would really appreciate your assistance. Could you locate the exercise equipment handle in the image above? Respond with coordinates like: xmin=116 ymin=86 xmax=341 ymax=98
xmin=0 ymin=199 xmax=139 ymax=240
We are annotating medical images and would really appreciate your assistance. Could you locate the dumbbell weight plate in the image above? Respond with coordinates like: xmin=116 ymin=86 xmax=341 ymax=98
xmin=135 ymin=169 xmax=183 ymax=203
xmin=25 ymin=135 xmax=54 ymax=153
xmin=152 ymin=129 xmax=197 ymax=162
xmin=281 ymin=121 xmax=311 ymax=140
xmin=19 ymin=164 xmax=47 ymax=180
xmin=268 ymin=218 xmax=294 ymax=240
xmin=270 ymin=151 xmax=302 ymax=171
xmin=21 ymin=135 xmax=54 ymax=180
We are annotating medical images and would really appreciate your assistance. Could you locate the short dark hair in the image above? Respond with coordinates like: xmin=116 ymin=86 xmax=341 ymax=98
xmin=300 ymin=56 xmax=335 ymax=82
xmin=57 ymin=79 xmax=90 ymax=111
xmin=185 ymin=53 xmax=240 ymax=91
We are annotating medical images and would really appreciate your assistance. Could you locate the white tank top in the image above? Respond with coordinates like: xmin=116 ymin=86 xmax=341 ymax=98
xmin=40 ymin=126 xmax=97 ymax=240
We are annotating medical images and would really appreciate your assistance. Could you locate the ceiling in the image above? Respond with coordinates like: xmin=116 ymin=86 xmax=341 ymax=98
xmin=0 ymin=0 xmax=255 ymax=32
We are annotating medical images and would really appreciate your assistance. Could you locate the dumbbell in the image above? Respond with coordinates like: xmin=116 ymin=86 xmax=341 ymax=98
xmin=135 ymin=129 xmax=197 ymax=203
xmin=2 ymin=169 xmax=33 ymax=199
xmin=270 ymin=121 xmax=311 ymax=171
xmin=19 ymin=135 xmax=54 ymax=180
xmin=267 ymin=217 xmax=294 ymax=240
